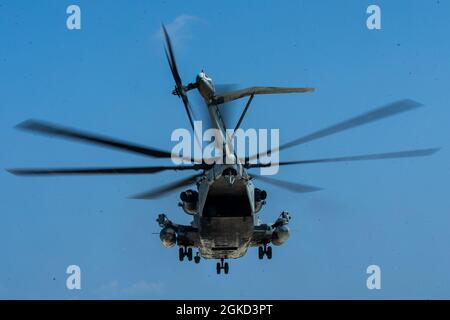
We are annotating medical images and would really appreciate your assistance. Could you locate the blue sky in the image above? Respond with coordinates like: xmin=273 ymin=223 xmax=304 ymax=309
xmin=0 ymin=0 xmax=449 ymax=299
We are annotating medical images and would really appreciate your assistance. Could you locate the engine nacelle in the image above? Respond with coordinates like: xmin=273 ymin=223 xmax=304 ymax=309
xmin=180 ymin=189 xmax=198 ymax=215
xmin=160 ymin=227 xmax=177 ymax=248
xmin=272 ymin=225 xmax=290 ymax=246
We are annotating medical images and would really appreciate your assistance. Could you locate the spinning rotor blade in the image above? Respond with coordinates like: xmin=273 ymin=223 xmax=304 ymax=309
xmin=162 ymin=24 xmax=196 ymax=131
xmin=247 ymin=148 xmax=440 ymax=168
xmin=251 ymin=174 xmax=322 ymax=193
xmin=16 ymin=119 xmax=198 ymax=161
xmin=130 ymin=173 xmax=202 ymax=199
xmin=7 ymin=165 xmax=202 ymax=176
xmin=246 ymin=99 xmax=424 ymax=162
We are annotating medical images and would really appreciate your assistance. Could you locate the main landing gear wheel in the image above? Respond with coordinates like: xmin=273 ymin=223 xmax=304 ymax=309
xmin=216 ymin=262 xmax=221 ymax=274
xmin=258 ymin=246 xmax=264 ymax=260
xmin=266 ymin=246 xmax=272 ymax=260
xmin=194 ymin=253 xmax=201 ymax=264
xmin=258 ymin=244 xmax=273 ymax=260
xmin=224 ymin=262 xmax=229 ymax=274
xmin=216 ymin=258 xmax=229 ymax=275
xmin=178 ymin=247 xmax=193 ymax=262
xmin=179 ymin=247 xmax=184 ymax=261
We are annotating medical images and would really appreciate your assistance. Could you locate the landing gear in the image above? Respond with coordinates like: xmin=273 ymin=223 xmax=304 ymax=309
xmin=258 ymin=244 xmax=272 ymax=260
xmin=216 ymin=258 xmax=229 ymax=275
xmin=178 ymin=247 xmax=193 ymax=262
xmin=224 ymin=262 xmax=229 ymax=274
xmin=266 ymin=246 xmax=272 ymax=259
xmin=194 ymin=253 xmax=201 ymax=264
xmin=216 ymin=262 xmax=221 ymax=274
xmin=258 ymin=246 xmax=264 ymax=259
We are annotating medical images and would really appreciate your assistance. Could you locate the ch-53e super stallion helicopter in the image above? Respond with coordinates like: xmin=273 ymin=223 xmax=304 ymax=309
xmin=8 ymin=25 xmax=438 ymax=274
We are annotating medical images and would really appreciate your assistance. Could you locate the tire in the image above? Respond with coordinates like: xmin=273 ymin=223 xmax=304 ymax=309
xmin=194 ymin=255 xmax=200 ymax=264
xmin=178 ymin=247 xmax=184 ymax=262
xmin=187 ymin=248 xmax=193 ymax=261
xmin=258 ymin=246 xmax=264 ymax=260
xmin=216 ymin=262 xmax=221 ymax=274
xmin=266 ymin=246 xmax=272 ymax=260
xmin=224 ymin=262 xmax=229 ymax=274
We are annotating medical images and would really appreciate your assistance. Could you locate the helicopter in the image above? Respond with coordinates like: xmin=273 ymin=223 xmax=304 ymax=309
xmin=7 ymin=25 xmax=439 ymax=275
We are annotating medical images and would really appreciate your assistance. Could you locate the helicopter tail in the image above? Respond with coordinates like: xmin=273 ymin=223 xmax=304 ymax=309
xmin=213 ymin=86 xmax=314 ymax=104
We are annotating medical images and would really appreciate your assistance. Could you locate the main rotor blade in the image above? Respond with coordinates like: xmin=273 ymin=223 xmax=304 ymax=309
xmin=16 ymin=119 xmax=197 ymax=162
xmin=246 ymin=99 xmax=424 ymax=162
xmin=7 ymin=165 xmax=201 ymax=176
xmin=130 ymin=173 xmax=202 ymax=199
xmin=162 ymin=24 xmax=197 ymax=132
xmin=251 ymin=174 xmax=322 ymax=193
xmin=247 ymin=148 xmax=440 ymax=168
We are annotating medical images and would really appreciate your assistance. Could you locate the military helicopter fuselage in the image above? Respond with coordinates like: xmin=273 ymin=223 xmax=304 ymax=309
xmin=160 ymin=70 xmax=291 ymax=271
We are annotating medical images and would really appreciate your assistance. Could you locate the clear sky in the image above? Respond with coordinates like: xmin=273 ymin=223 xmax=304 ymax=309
xmin=0 ymin=0 xmax=449 ymax=299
